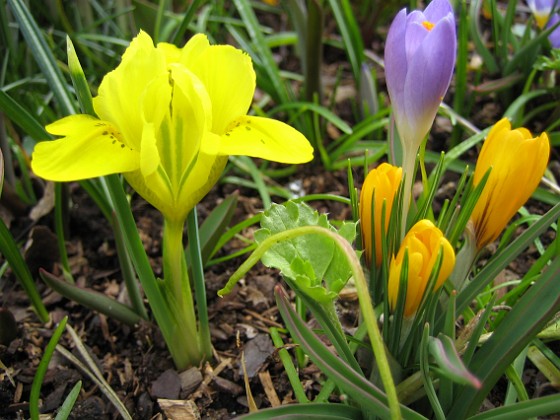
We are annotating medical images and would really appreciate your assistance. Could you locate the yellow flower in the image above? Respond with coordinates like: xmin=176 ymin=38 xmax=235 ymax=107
xmin=359 ymin=163 xmax=402 ymax=267
xmin=470 ymin=118 xmax=550 ymax=250
xmin=32 ymin=31 xmax=313 ymax=222
xmin=388 ymin=220 xmax=455 ymax=318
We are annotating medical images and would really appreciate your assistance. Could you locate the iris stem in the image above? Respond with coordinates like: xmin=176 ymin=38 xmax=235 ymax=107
xmin=162 ymin=217 xmax=200 ymax=365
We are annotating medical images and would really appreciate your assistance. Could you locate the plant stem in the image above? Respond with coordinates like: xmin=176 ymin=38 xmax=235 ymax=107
xmin=219 ymin=225 xmax=401 ymax=419
xmin=162 ymin=217 xmax=200 ymax=366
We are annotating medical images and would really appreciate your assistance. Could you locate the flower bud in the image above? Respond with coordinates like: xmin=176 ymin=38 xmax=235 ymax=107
xmin=388 ymin=220 xmax=455 ymax=317
xmin=359 ymin=163 xmax=402 ymax=267
xmin=470 ymin=118 xmax=550 ymax=250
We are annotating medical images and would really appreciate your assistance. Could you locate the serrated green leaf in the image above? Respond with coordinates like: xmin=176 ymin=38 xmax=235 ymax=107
xmin=255 ymin=201 xmax=356 ymax=301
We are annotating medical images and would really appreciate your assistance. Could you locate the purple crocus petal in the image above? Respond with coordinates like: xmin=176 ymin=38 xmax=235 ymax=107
xmin=384 ymin=8 xmax=409 ymax=120
xmin=402 ymin=15 xmax=456 ymax=146
xmin=405 ymin=21 xmax=431 ymax=65
xmin=547 ymin=13 xmax=560 ymax=47
xmin=424 ymin=0 xmax=455 ymax=22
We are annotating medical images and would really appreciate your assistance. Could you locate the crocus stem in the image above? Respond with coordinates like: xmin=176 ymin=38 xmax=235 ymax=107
xmin=218 ymin=226 xmax=402 ymax=418
xmin=401 ymin=148 xmax=416 ymax=238
xmin=162 ymin=217 xmax=201 ymax=365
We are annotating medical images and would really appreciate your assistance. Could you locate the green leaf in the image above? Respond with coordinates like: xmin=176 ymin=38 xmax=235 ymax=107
xmin=54 ymin=381 xmax=82 ymax=420
xmin=275 ymin=285 xmax=426 ymax=420
xmin=0 ymin=218 xmax=49 ymax=322
xmin=39 ymin=269 xmax=143 ymax=326
xmin=428 ymin=334 xmax=482 ymax=389
xmin=449 ymin=257 xmax=560 ymax=418
xmin=30 ymin=316 xmax=68 ymax=420
xmin=237 ymin=402 xmax=363 ymax=419
xmin=255 ymin=201 xmax=356 ymax=301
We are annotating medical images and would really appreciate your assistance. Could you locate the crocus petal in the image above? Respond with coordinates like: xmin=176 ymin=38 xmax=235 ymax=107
xmin=218 ymin=116 xmax=314 ymax=163
xmin=93 ymin=31 xmax=166 ymax=147
xmin=186 ymin=39 xmax=256 ymax=134
xmin=402 ymin=15 xmax=456 ymax=145
xmin=32 ymin=115 xmax=139 ymax=181
xmin=547 ymin=13 xmax=560 ymax=48
xmin=424 ymin=0 xmax=455 ymax=22
xmin=471 ymin=118 xmax=550 ymax=249
xmin=388 ymin=219 xmax=455 ymax=317
xmin=385 ymin=9 xmax=408 ymax=118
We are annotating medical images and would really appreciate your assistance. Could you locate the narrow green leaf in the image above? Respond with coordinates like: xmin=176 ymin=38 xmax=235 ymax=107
xmin=468 ymin=394 xmax=560 ymax=420
xmin=237 ymin=402 xmax=363 ymax=419
xmin=187 ymin=192 xmax=238 ymax=265
xmin=30 ymin=316 xmax=68 ymax=420
xmin=66 ymin=36 xmax=95 ymax=116
xmin=54 ymin=380 xmax=82 ymax=420
xmin=0 ymin=90 xmax=49 ymax=142
xmin=428 ymin=334 xmax=482 ymax=388
xmin=275 ymin=285 xmax=426 ymax=420
xmin=0 ymin=148 xmax=4 ymax=196
xmin=0 ymin=219 xmax=49 ymax=322
xmin=40 ymin=269 xmax=143 ymax=326
xmin=8 ymin=0 xmax=76 ymax=114
xmin=453 ymin=201 xmax=560 ymax=318
xmin=449 ymin=258 xmax=560 ymax=418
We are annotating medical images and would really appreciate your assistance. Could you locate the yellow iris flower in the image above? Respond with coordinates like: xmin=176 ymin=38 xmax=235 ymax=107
xmin=32 ymin=31 xmax=313 ymax=222
xmin=470 ymin=118 xmax=550 ymax=250
xmin=359 ymin=163 xmax=402 ymax=267
xmin=388 ymin=220 xmax=455 ymax=318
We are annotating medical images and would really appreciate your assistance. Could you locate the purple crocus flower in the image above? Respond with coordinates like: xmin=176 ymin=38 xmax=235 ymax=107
xmin=527 ymin=0 xmax=558 ymax=28
xmin=384 ymin=0 xmax=456 ymax=156
xmin=546 ymin=13 xmax=560 ymax=47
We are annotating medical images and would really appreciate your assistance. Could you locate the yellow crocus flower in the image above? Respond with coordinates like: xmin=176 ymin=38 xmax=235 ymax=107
xmin=359 ymin=163 xmax=403 ymax=267
xmin=388 ymin=220 xmax=455 ymax=318
xmin=31 ymin=31 xmax=313 ymax=223
xmin=470 ymin=118 xmax=550 ymax=250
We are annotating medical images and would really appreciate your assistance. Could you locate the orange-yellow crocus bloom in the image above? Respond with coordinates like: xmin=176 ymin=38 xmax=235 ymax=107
xmin=470 ymin=118 xmax=550 ymax=250
xmin=359 ymin=163 xmax=402 ymax=267
xmin=388 ymin=220 xmax=455 ymax=318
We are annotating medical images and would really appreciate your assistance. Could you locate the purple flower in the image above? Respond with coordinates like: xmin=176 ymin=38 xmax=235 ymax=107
xmin=546 ymin=13 xmax=560 ymax=47
xmin=527 ymin=0 xmax=558 ymax=28
xmin=384 ymin=0 xmax=456 ymax=154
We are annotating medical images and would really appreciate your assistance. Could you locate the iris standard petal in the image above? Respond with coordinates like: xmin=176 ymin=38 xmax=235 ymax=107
xmin=218 ymin=116 xmax=314 ymax=163
xmin=187 ymin=42 xmax=255 ymax=134
xmin=164 ymin=65 xmax=212 ymax=182
xmin=32 ymin=115 xmax=139 ymax=181
xmin=93 ymin=31 xmax=167 ymax=147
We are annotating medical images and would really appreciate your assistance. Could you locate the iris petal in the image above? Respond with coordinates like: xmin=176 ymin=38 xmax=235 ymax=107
xmin=187 ymin=42 xmax=255 ymax=133
xmin=93 ymin=31 xmax=166 ymax=147
xmin=218 ymin=116 xmax=314 ymax=163
xmin=32 ymin=115 xmax=139 ymax=181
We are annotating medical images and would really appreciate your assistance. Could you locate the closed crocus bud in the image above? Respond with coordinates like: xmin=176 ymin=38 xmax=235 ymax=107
xmin=359 ymin=163 xmax=403 ymax=268
xmin=388 ymin=220 xmax=455 ymax=318
xmin=470 ymin=118 xmax=550 ymax=250
xmin=384 ymin=0 xmax=456 ymax=155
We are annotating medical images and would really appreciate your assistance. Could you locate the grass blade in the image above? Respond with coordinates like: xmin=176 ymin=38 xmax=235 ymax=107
xmin=30 ymin=317 xmax=68 ymax=420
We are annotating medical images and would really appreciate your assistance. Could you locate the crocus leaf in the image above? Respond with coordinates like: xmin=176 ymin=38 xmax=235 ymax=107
xmin=254 ymin=201 xmax=356 ymax=301
xmin=428 ymin=334 xmax=482 ymax=389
